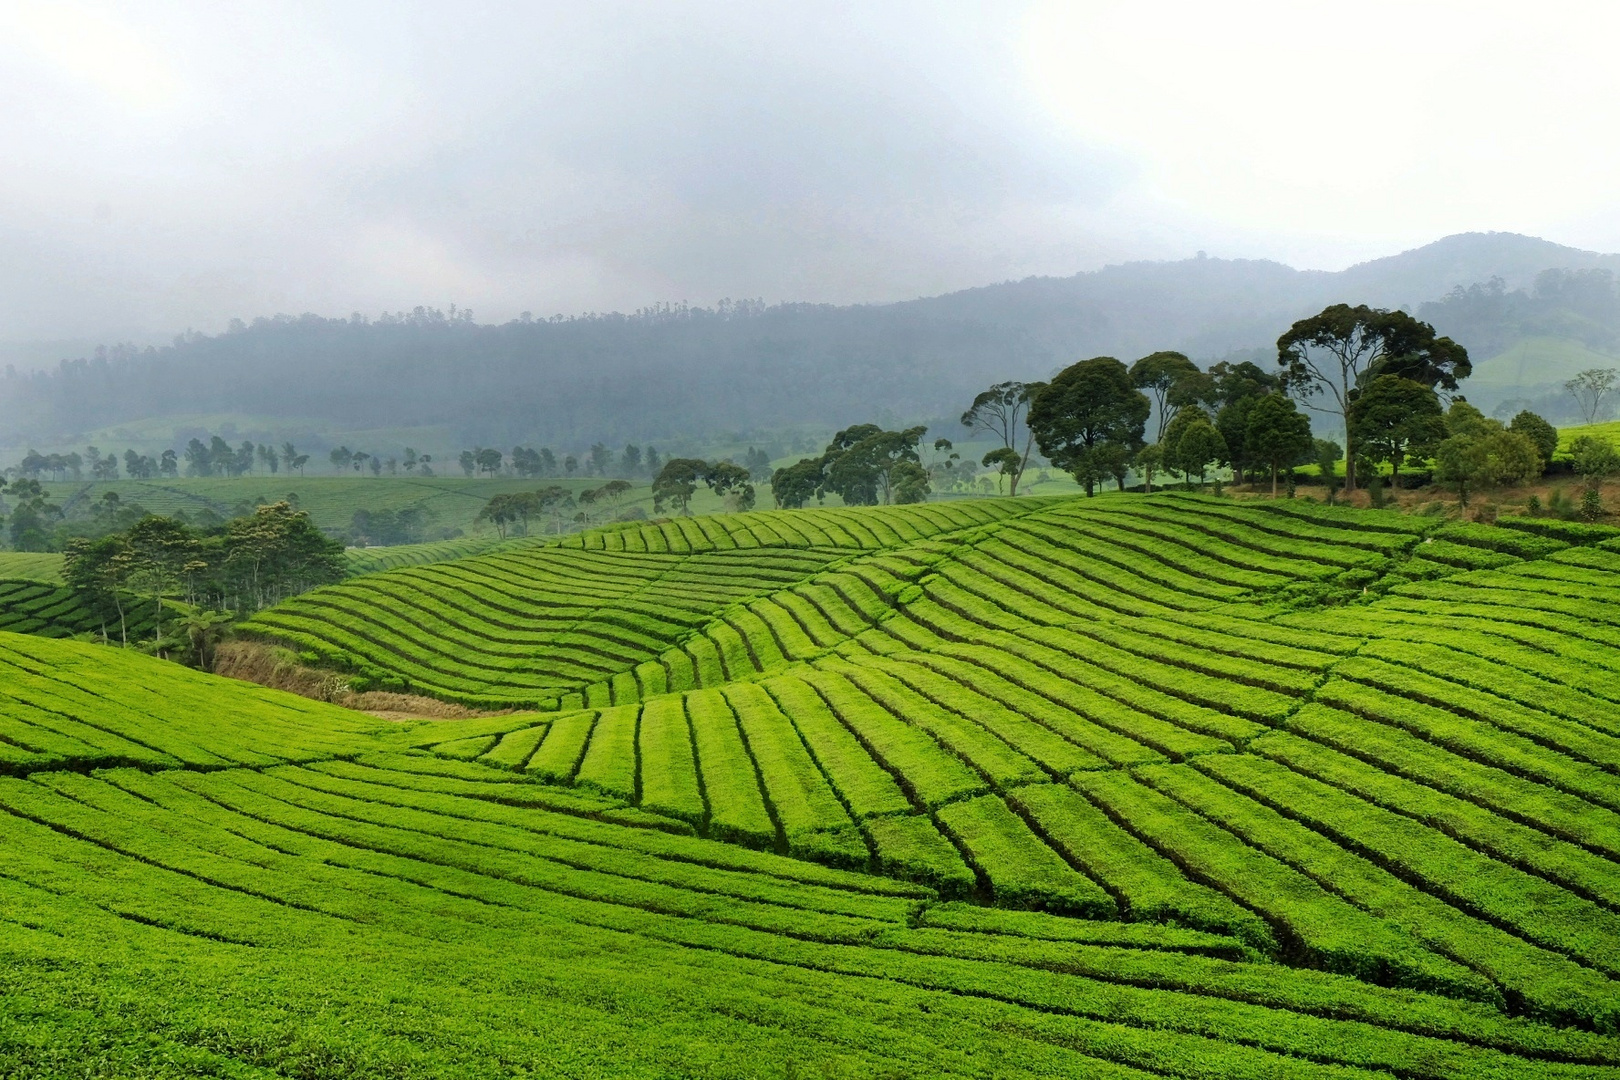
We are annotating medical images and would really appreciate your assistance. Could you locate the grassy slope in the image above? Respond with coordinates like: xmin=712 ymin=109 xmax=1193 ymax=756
xmin=1469 ymin=335 xmax=1620 ymax=394
xmin=6 ymin=495 xmax=1620 ymax=1075
xmin=0 ymin=552 xmax=64 ymax=583
xmin=1560 ymin=419 xmax=1620 ymax=450
xmin=32 ymin=475 xmax=691 ymax=539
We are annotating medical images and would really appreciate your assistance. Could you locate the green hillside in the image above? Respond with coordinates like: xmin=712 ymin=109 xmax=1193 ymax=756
xmin=1469 ymin=335 xmax=1620 ymax=394
xmin=32 ymin=475 xmax=675 ymax=540
xmin=342 ymin=534 xmax=528 ymax=575
xmin=0 ymin=579 xmax=159 ymax=641
xmin=7 ymin=493 xmax=1620 ymax=1075
xmin=0 ymin=552 xmax=64 ymax=583
xmin=1561 ymin=419 xmax=1620 ymax=450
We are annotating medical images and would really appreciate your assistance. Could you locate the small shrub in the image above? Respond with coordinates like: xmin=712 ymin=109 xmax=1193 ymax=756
xmin=1525 ymin=494 xmax=1542 ymax=517
xmin=1582 ymin=488 xmax=1604 ymax=523
xmin=1472 ymin=502 xmax=1498 ymax=524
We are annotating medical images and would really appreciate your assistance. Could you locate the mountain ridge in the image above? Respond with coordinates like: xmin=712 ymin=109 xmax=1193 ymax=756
xmin=6 ymin=231 xmax=1617 ymax=445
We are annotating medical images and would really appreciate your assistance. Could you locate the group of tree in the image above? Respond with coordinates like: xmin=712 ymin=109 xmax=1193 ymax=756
xmin=654 ymin=460 xmax=756 ymax=515
xmin=474 ymin=480 xmax=637 ymax=536
xmin=182 ymin=436 xmax=311 ymax=477
xmin=461 ymin=443 xmax=681 ymax=480
xmin=348 ymin=506 xmax=441 ymax=546
xmin=327 ymin=445 xmax=400 ymax=476
xmin=62 ymin=502 xmax=345 ymax=653
xmin=13 ymin=438 xmax=320 ymax=483
xmin=769 ymin=425 xmax=931 ymax=508
xmin=979 ymin=304 xmax=1485 ymax=501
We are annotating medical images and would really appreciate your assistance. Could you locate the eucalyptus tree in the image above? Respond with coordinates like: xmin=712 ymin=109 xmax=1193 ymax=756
xmin=1277 ymin=304 xmax=1469 ymax=490
xmin=961 ymin=380 xmax=1045 ymax=495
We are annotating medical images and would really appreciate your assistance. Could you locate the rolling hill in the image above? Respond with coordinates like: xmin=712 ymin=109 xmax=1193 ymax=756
xmin=6 ymin=492 xmax=1620 ymax=1075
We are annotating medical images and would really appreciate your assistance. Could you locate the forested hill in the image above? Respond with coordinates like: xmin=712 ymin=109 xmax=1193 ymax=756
xmin=7 ymin=231 xmax=1619 ymax=447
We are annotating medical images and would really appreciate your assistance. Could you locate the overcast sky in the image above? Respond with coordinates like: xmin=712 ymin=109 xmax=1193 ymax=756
xmin=4 ymin=0 xmax=1619 ymax=351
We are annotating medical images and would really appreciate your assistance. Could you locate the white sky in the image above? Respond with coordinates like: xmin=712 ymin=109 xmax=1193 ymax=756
xmin=1 ymin=0 xmax=1617 ymax=346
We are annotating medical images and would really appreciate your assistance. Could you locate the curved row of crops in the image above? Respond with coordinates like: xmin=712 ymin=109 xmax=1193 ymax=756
xmin=10 ymin=492 xmax=1620 ymax=1074
xmin=4 ymin=633 xmax=1620 ymax=1076
xmin=326 ymin=491 xmax=1620 ymax=1036
xmin=0 ymin=578 xmax=159 ymax=641
xmin=244 ymin=500 xmax=1058 ymax=707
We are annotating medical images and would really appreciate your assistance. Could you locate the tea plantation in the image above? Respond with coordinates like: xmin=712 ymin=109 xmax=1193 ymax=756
xmin=7 ymin=492 xmax=1620 ymax=1077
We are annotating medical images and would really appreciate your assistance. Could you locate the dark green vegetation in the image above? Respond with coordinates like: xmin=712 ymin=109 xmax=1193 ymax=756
xmin=9 ymin=492 xmax=1620 ymax=1076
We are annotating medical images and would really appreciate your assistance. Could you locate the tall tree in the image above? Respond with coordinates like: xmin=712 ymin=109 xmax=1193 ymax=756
xmin=1209 ymin=360 xmax=1282 ymax=485
xmin=1165 ymin=416 xmax=1227 ymax=490
xmin=1129 ymin=351 xmax=1200 ymax=442
xmin=6 ymin=480 xmax=59 ymax=551
xmin=1245 ymin=392 xmax=1314 ymax=497
xmin=770 ymin=459 xmax=822 ymax=509
xmin=653 ymin=458 xmax=707 ymax=515
xmin=123 ymin=516 xmax=204 ymax=642
xmin=1278 ymin=304 xmax=1469 ymax=490
xmin=1566 ymin=368 xmax=1618 ymax=426
xmin=705 ymin=461 xmax=756 ymax=511
xmin=1570 ymin=434 xmax=1620 ymax=492
xmin=1434 ymin=403 xmax=1541 ymax=507
xmin=960 ymin=380 xmax=1045 ymax=495
xmin=63 ymin=534 xmax=132 ymax=644
xmin=820 ymin=425 xmax=928 ymax=506
xmin=1134 ymin=443 xmax=1164 ymax=494
xmin=1028 ymin=357 xmax=1149 ymax=497
xmin=1347 ymin=376 xmax=1446 ymax=489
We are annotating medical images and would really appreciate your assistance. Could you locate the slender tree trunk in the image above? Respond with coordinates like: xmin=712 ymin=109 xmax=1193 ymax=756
xmin=1272 ymin=464 xmax=1279 ymax=498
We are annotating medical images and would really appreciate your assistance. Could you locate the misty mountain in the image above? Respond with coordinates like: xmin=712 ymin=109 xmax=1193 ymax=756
xmin=8 ymin=231 xmax=1619 ymax=451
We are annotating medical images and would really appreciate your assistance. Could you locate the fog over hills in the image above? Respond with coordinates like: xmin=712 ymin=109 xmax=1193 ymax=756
xmin=8 ymin=231 xmax=1619 ymax=451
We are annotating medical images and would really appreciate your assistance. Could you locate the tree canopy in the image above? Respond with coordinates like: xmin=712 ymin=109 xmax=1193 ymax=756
xmin=1347 ymin=376 xmax=1447 ymax=488
xmin=1244 ymin=392 xmax=1314 ymax=496
xmin=768 ymin=424 xmax=930 ymax=508
xmin=1028 ymin=357 xmax=1149 ymax=497
xmin=1128 ymin=352 xmax=1200 ymax=442
xmin=1433 ymin=403 xmax=1541 ymax=506
xmin=1278 ymin=304 xmax=1470 ymax=489
xmin=1508 ymin=410 xmax=1559 ymax=465
xmin=961 ymin=381 xmax=1044 ymax=495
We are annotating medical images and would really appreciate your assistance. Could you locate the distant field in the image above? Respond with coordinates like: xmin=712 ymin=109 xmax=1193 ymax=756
xmin=1559 ymin=418 xmax=1620 ymax=450
xmin=0 ymin=552 xmax=64 ymax=583
xmin=343 ymin=534 xmax=528 ymax=574
xmin=8 ymin=490 xmax=1620 ymax=1075
xmin=34 ymin=475 xmax=676 ymax=538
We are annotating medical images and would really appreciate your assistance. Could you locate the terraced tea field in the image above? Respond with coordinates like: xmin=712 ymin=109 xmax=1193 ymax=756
xmin=8 ymin=492 xmax=1620 ymax=1077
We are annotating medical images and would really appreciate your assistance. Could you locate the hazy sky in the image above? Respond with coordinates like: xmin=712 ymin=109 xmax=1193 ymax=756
xmin=4 ymin=0 xmax=1619 ymax=349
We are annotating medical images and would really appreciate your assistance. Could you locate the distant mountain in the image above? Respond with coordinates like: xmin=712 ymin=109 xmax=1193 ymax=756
xmin=5 ymin=231 xmax=1618 ymax=450
xmin=900 ymin=231 xmax=1620 ymax=365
